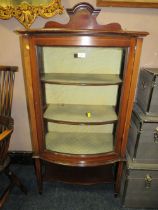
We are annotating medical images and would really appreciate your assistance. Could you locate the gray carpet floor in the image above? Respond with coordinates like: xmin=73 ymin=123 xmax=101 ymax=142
xmin=0 ymin=164 xmax=157 ymax=210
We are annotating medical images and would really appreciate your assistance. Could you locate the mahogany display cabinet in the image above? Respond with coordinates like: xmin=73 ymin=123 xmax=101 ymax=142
xmin=18 ymin=3 xmax=148 ymax=193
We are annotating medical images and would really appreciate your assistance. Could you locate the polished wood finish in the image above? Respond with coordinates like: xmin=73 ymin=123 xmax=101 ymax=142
xmin=18 ymin=3 xmax=148 ymax=193
xmin=45 ymin=2 xmax=121 ymax=31
xmin=20 ymin=37 xmax=40 ymax=155
xmin=44 ymin=163 xmax=114 ymax=185
xmin=97 ymin=0 xmax=158 ymax=8
xmin=17 ymin=2 xmax=148 ymax=37
xmin=17 ymin=28 xmax=149 ymax=37
xmin=0 ymin=66 xmax=27 ymax=208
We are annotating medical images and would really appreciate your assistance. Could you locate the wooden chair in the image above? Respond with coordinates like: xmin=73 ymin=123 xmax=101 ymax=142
xmin=0 ymin=116 xmax=27 ymax=208
xmin=0 ymin=66 xmax=27 ymax=208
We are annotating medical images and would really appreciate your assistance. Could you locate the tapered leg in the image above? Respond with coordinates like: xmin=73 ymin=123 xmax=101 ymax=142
xmin=34 ymin=158 xmax=43 ymax=194
xmin=115 ymin=161 xmax=124 ymax=195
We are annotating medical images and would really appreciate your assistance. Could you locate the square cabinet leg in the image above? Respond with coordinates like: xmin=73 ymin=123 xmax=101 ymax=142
xmin=34 ymin=158 xmax=43 ymax=194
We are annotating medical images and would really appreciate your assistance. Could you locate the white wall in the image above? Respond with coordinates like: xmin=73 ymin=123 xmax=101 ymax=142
xmin=0 ymin=0 xmax=158 ymax=151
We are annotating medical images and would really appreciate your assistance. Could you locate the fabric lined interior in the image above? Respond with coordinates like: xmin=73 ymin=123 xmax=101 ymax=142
xmin=46 ymin=132 xmax=114 ymax=154
xmin=44 ymin=104 xmax=117 ymax=124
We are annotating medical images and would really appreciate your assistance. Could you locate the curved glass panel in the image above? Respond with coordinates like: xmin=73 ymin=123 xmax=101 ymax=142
xmin=37 ymin=46 xmax=126 ymax=155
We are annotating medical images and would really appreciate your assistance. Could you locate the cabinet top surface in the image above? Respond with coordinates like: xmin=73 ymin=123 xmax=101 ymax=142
xmin=17 ymin=28 xmax=148 ymax=37
xmin=17 ymin=2 xmax=148 ymax=38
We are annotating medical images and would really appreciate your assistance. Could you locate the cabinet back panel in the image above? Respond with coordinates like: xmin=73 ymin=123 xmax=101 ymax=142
xmin=45 ymin=132 xmax=113 ymax=155
xmin=47 ymin=122 xmax=115 ymax=133
xmin=45 ymin=84 xmax=118 ymax=105
xmin=43 ymin=47 xmax=123 ymax=74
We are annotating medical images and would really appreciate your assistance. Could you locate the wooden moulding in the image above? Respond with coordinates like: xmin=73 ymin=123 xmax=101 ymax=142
xmin=17 ymin=2 xmax=149 ymax=37
xmin=40 ymin=150 xmax=121 ymax=167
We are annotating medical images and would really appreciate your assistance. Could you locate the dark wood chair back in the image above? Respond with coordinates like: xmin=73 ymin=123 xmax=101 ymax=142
xmin=0 ymin=66 xmax=17 ymax=167
xmin=0 ymin=66 xmax=17 ymax=166
xmin=0 ymin=66 xmax=17 ymax=117
xmin=0 ymin=66 xmax=27 ymax=208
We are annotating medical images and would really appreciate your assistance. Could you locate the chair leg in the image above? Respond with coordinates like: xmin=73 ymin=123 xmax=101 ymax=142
xmin=0 ymin=183 xmax=14 ymax=208
xmin=5 ymin=168 xmax=27 ymax=194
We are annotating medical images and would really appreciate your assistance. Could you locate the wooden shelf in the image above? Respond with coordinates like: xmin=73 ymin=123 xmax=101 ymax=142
xmin=44 ymin=104 xmax=118 ymax=125
xmin=40 ymin=73 xmax=122 ymax=86
xmin=45 ymin=132 xmax=114 ymax=155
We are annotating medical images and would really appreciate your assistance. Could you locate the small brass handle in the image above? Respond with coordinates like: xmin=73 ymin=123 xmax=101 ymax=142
xmin=145 ymin=174 xmax=152 ymax=189
xmin=154 ymin=127 xmax=158 ymax=143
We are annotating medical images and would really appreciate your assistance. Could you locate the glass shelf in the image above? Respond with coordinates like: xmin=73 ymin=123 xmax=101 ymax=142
xmin=45 ymin=132 xmax=114 ymax=155
xmin=43 ymin=104 xmax=117 ymax=125
xmin=40 ymin=73 xmax=122 ymax=86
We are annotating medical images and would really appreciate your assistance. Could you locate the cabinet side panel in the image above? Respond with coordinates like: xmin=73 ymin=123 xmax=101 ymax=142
xmin=20 ymin=36 xmax=39 ymax=154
